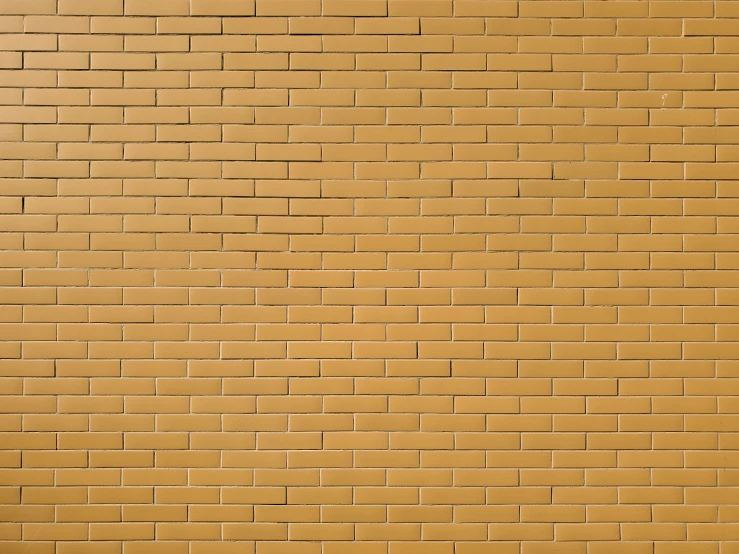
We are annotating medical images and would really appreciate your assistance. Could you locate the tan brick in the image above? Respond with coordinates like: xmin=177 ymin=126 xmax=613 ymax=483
xmin=0 ymin=3 xmax=737 ymax=550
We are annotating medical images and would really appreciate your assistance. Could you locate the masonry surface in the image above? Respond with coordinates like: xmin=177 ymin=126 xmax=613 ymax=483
xmin=1 ymin=0 xmax=739 ymax=552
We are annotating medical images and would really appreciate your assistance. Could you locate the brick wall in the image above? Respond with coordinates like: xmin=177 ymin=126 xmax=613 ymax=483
xmin=1 ymin=0 xmax=739 ymax=552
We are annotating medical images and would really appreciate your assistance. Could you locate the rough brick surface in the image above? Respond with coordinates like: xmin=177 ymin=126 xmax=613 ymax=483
xmin=1 ymin=0 xmax=739 ymax=551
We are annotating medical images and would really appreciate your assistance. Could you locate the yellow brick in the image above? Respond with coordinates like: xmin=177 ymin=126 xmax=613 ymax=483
xmin=0 ymin=4 xmax=738 ymax=550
